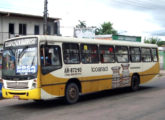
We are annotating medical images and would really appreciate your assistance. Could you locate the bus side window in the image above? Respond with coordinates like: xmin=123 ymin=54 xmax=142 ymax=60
xmin=63 ymin=43 xmax=80 ymax=64
xmin=40 ymin=45 xmax=62 ymax=74
xmin=46 ymin=53 xmax=52 ymax=65
xmin=130 ymin=47 xmax=141 ymax=62
xmin=99 ymin=45 xmax=115 ymax=63
xmin=152 ymin=48 xmax=158 ymax=62
xmin=141 ymin=48 xmax=152 ymax=62
xmin=115 ymin=46 xmax=129 ymax=63
xmin=40 ymin=47 xmax=52 ymax=66
xmin=81 ymin=44 xmax=99 ymax=64
xmin=40 ymin=47 xmax=44 ymax=65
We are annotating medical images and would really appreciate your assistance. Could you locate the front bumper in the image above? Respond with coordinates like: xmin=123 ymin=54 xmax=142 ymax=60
xmin=2 ymin=88 xmax=41 ymax=100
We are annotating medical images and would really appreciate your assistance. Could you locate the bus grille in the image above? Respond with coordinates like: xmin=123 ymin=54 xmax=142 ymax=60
xmin=7 ymin=82 xmax=29 ymax=89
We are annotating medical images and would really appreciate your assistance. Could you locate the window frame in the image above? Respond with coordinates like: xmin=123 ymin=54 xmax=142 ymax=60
xmin=34 ymin=25 xmax=40 ymax=35
xmin=47 ymin=25 xmax=51 ymax=35
xmin=9 ymin=23 xmax=15 ymax=34
xmin=19 ymin=23 xmax=27 ymax=35
xmin=54 ymin=22 xmax=58 ymax=35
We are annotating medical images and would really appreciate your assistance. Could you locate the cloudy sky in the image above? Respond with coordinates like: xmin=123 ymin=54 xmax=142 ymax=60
xmin=0 ymin=0 xmax=165 ymax=38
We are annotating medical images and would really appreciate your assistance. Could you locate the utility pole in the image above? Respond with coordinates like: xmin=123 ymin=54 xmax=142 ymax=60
xmin=43 ymin=0 xmax=48 ymax=35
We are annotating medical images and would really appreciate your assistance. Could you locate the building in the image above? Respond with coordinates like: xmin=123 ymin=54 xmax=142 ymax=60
xmin=0 ymin=11 xmax=61 ymax=81
xmin=112 ymin=35 xmax=141 ymax=42
xmin=95 ymin=35 xmax=112 ymax=40
xmin=159 ymin=47 xmax=165 ymax=70
xmin=74 ymin=27 xmax=95 ymax=39
xmin=0 ymin=11 xmax=61 ymax=44
xmin=95 ymin=35 xmax=141 ymax=42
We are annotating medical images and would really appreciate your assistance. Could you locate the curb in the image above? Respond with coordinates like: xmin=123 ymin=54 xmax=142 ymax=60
xmin=159 ymin=73 xmax=165 ymax=76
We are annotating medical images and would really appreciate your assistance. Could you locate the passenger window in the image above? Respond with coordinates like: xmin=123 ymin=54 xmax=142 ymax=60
xmin=99 ymin=45 xmax=115 ymax=63
xmin=130 ymin=47 xmax=141 ymax=62
xmin=141 ymin=48 xmax=152 ymax=62
xmin=152 ymin=48 xmax=158 ymax=62
xmin=63 ymin=43 xmax=80 ymax=64
xmin=81 ymin=44 xmax=99 ymax=64
xmin=40 ymin=45 xmax=62 ymax=74
xmin=115 ymin=46 xmax=129 ymax=63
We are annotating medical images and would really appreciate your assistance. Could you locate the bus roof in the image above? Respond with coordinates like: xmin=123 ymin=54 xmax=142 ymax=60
xmin=6 ymin=35 xmax=158 ymax=48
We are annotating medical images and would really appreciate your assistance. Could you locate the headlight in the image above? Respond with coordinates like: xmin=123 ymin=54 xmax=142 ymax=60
xmin=32 ymin=79 xmax=37 ymax=89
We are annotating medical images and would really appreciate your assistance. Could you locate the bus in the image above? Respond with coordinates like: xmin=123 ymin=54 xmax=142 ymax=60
xmin=0 ymin=51 xmax=2 ymax=98
xmin=2 ymin=35 xmax=159 ymax=104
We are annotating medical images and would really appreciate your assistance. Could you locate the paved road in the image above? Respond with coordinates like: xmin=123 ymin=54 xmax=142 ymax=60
xmin=0 ymin=76 xmax=165 ymax=120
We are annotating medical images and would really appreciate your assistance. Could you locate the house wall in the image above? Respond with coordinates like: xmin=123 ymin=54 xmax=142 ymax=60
xmin=159 ymin=47 xmax=165 ymax=70
xmin=0 ymin=15 xmax=59 ymax=44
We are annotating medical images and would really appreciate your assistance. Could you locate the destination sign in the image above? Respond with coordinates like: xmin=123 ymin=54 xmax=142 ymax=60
xmin=5 ymin=38 xmax=37 ymax=47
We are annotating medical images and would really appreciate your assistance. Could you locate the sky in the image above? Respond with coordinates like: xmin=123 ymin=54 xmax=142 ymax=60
xmin=0 ymin=0 xmax=165 ymax=39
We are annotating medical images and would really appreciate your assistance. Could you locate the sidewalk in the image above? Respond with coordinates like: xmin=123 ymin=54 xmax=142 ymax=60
xmin=159 ymin=70 xmax=165 ymax=76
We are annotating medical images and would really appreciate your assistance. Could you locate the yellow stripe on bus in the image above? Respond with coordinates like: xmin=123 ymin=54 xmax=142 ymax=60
xmin=40 ymin=62 xmax=159 ymax=97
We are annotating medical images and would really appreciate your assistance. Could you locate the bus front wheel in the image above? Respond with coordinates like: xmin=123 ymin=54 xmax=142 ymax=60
xmin=65 ymin=83 xmax=79 ymax=104
xmin=131 ymin=75 xmax=140 ymax=91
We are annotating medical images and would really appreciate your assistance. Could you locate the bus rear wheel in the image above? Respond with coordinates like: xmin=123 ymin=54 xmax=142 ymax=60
xmin=65 ymin=83 xmax=79 ymax=104
xmin=131 ymin=75 xmax=140 ymax=91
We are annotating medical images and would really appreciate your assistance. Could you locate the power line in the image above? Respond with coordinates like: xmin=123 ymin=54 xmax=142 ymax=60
xmin=111 ymin=0 xmax=165 ymax=10
xmin=0 ymin=4 xmax=42 ymax=13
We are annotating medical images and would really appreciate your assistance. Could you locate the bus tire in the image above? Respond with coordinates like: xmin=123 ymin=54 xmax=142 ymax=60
xmin=131 ymin=75 xmax=140 ymax=91
xmin=65 ymin=83 xmax=79 ymax=104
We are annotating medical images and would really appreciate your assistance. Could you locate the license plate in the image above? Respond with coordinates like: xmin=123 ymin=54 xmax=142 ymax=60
xmin=13 ymin=96 xmax=20 ymax=99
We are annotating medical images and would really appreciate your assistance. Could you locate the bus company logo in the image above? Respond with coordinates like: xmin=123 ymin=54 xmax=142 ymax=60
xmin=91 ymin=66 xmax=108 ymax=72
xmin=64 ymin=67 xmax=82 ymax=76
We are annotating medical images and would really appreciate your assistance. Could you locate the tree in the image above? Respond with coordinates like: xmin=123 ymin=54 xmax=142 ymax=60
xmin=144 ymin=37 xmax=165 ymax=46
xmin=76 ymin=20 xmax=87 ymax=28
xmin=95 ymin=22 xmax=117 ymax=35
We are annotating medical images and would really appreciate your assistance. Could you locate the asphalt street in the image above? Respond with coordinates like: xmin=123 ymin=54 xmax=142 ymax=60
xmin=0 ymin=75 xmax=165 ymax=120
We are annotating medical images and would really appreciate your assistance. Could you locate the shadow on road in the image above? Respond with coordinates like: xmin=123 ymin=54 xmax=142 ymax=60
xmin=9 ymin=86 xmax=156 ymax=109
xmin=79 ymin=86 xmax=155 ymax=103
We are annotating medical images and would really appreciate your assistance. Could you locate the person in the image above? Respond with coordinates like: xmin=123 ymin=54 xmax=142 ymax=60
xmin=9 ymin=61 xmax=15 ymax=70
xmin=86 ymin=55 xmax=91 ymax=63
xmin=64 ymin=55 xmax=70 ymax=63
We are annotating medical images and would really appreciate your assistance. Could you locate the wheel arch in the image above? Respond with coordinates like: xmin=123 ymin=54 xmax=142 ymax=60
xmin=65 ymin=78 xmax=82 ymax=93
xmin=132 ymin=73 xmax=140 ymax=84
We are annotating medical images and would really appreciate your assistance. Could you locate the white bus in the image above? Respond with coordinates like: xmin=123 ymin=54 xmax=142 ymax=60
xmin=2 ymin=35 xmax=159 ymax=104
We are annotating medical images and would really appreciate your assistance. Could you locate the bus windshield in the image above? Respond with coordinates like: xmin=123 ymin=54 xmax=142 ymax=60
xmin=2 ymin=47 xmax=37 ymax=78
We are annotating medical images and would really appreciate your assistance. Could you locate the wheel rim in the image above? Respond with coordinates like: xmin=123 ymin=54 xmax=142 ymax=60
xmin=68 ymin=86 xmax=78 ymax=100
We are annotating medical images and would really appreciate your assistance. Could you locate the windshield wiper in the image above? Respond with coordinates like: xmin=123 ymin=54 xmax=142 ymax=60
xmin=17 ymin=46 xmax=29 ymax=63
xmin=31 ymin=56 xmax=35 ymax=66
